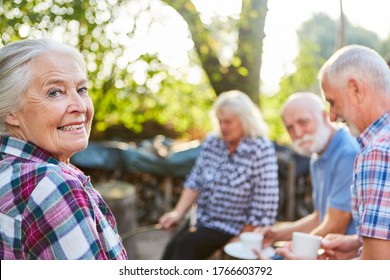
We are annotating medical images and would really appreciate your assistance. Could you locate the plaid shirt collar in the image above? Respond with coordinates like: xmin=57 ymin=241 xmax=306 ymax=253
xmin=0 ymin=135 xmax=89 ymax=185
xmin=357 ymin=111 xmax=390 ymax=148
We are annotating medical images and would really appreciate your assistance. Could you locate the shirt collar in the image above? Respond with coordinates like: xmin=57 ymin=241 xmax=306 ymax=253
xmin=0 ymin=135 xmax=59 ymax=164
xmin=0 ymin=135 xmax=88 ymax=183
xmin=357 ymin=111 xmax=390 ymax=148
xmin=232 ymin=137 xmax=257 ymax=155
xmin=216 ymin=136 xmax=256 ymax=156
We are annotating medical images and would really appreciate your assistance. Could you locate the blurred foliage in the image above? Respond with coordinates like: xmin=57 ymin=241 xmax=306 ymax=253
xmin=261 ymin=12 xmax=390 ymax=144
xmin=2 ymin=2 xmax=390 ymax=143
xmin=163 ymin=0 xmax=268 ymax=104
xmin=0 ymin=0 xmax=215 ymax=141
xmin=297 ymin=12 xmax=385 ymax=59
xmin=262 ymin=41 xmax=323 ymax=144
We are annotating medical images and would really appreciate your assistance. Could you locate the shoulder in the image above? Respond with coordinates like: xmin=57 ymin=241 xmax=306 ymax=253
xmin=242 ymin=137 xmax=276 ymax=161
xmin=28 ymin=161 xmax=80 ymax=184
xmin=370 ymin=126 xmax=390 ymax=152
xmin=32 ymin=163 xmax=87 ymax=201
xmin=336 ymin=129 xmax=359 ymax=151
xmin=357 ymin=126 xmax=390 ymax=161
xmin=2 ymin=159 xmax=84 ymax=193
xmin=200 ymin=134 xmax=224 ymax=151
xmin=330 ymin=129 xmax=359 ymax=160
xmin=248 ymin=137 xmax=275 ymax=152
xmin=202 ymin=134 xmax=219 ymax=145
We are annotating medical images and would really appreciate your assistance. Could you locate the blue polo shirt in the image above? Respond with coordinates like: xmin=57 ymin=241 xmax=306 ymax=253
xmin=310 ymin=128 xmax=359 ymax=235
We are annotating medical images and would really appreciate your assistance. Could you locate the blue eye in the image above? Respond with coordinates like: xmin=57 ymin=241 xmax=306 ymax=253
xmin=48 ymin=89 xmax=62 ymax=97
xmin=78 ymin=87 xmax=88 ymax=95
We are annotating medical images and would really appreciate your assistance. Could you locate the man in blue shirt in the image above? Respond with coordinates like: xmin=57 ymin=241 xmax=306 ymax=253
xmin=256 ymin=92 xmax=358 ymax=259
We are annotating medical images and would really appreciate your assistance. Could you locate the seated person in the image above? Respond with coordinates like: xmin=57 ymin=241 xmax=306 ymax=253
xmin=159 ymin=90 xmax=279 ymax=260
xmin=256 ymin=92 xmax=358 ymax=259
xmin=319 ymin=45 xmax=390 ymax=260
xmin=0 ymin=38 xmax=127 ymax=259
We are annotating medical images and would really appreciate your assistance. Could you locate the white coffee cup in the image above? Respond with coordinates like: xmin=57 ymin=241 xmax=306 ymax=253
xmin=240 ymin=232 xmax=263 ymax=253
xmin=292 ymin=232 xmax=322 ymax=259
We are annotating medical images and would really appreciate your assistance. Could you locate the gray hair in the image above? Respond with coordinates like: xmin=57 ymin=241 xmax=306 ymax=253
xmin=0 ymin=38 xmax=86 ymax=134
xmin=210 ymin=90 xmax=268 ymax=138
xmin=318 ymin=44 xmax=390 ymax=92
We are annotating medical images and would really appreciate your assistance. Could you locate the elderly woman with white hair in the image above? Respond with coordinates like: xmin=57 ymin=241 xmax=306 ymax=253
xmin=159 ymin=90 xmax=279 ymax=259
xmin=0 ymin=38 xmax=127 ymax=259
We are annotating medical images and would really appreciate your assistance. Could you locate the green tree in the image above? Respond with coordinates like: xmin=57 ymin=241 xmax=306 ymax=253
xmin=262 ymin=41 xmax=323 ymax=143
xmin=262 ymin=12 xmax=387 ymax=144
xmin=0 ymin=0 xmax=215 ymax=140
xmin=297 ymin=12 xmax=383 ymax=60
xmin=381 ymin=35 xmax=390 ymax=62
xmin=161 ymin=0 xmax=269 ymax=104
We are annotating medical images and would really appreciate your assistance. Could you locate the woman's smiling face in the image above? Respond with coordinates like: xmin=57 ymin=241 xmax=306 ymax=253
xmin=6 ymin=51 xmax=94 ymax=163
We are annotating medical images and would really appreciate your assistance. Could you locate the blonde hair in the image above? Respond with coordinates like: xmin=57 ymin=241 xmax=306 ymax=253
xmin=210 ymin=90 xmax=268 ymax=138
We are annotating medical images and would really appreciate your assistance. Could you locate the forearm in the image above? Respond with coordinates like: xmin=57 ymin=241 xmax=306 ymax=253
xmin=274 ymin=212 xmax=320 ymax=241
xmin=174 ymin=188 xmax=199 ymax=216
xmin=311 ymin=208 xmax=352 ymax=237
xmin=310 ymin=219 xmax=349 ymax=237
xmin=360 ymin=237 xmax=390 ymax=260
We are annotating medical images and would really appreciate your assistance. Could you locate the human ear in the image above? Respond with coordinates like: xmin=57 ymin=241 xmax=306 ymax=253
xmin=4 ymin=113 xmax=21 ymax=127
xmin=347 ymin=78 xmax=364 ymax=104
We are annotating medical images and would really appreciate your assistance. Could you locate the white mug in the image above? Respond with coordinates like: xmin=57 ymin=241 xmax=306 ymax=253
xmin=292 ymin=232 xmax=322 ymax=259
xmin=240 ymin=232 xmax=263 ymax=253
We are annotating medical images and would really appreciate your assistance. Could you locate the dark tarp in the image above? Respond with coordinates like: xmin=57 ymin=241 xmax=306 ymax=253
xmin=71 ymin=137 xmax=309 ymax=178
xmin=71 ymin=138 xmax=202 ymax=178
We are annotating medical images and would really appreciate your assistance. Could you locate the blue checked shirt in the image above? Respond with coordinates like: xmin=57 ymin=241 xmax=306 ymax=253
xmin=185 ymin=134 xmax=279 ymax=235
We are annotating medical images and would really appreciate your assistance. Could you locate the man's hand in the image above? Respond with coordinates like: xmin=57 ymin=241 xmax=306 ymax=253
xmin=274 ymin=241 xmax=308 ymax=260
xmin=319 ymin=234 xmax=360 ymax=260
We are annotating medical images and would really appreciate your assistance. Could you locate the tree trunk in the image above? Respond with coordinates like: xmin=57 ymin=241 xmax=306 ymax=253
xmin=162 ymin=0 xmax=268 ymax=105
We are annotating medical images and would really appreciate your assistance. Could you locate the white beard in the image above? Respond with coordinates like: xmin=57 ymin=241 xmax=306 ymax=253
xmin=291 ymin=124 xmax=331 ymax=157
xmin=336 ymin=116 xmax=361 ymax=137
xmin=346 ymin=122 xmax=361 ymax=137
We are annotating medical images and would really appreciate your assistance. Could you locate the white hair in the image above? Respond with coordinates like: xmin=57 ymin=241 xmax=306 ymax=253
xmin=210 ymin=90 xmax=268 ymax=138
xmin=318 ymin=44 xmax=390 ymax=92
xmin=0 ymin=38 xmax=86 ymax=134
